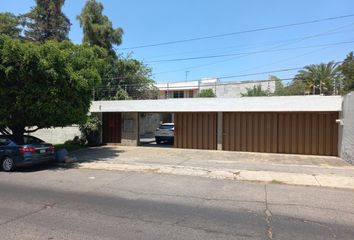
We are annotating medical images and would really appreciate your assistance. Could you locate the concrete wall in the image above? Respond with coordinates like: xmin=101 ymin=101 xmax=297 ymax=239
xmin=139 ymin=113 xmax=161 ymax=137
xmin=139 ymin=113 xmax=174 ymax=137
xmin=29 ymin=126 xmax=81 ymax=144
xmin=157 ymin=81 xmax=276 ymax=99
xmin=340 ymin=92 xmax=354 ymax=164
xmin=121 ymin=112 xmax=139 ymax=146
xmin=213 ymin=80 xmax=276 ymax=98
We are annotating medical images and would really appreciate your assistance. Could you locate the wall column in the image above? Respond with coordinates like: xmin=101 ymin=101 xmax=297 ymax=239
xmin=217 ymin=112 xmax=223 ymax=150
xmin=121 ymin=112 xmax=139 ymax=146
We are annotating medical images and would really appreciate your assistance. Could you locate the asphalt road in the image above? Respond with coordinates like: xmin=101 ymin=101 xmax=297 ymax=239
xmin=0 ymin=165 xmax=354 ymax=240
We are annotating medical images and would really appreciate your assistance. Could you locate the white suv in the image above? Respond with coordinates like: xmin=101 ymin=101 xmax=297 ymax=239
xmin=155 ymin=123 xmax=174 ymax=144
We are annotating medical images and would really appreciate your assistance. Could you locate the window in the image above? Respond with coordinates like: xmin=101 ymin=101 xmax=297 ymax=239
xmin=0 ymin=137 xmax=10 ymax=146
xmin=173 ymin=91 xmax=184 ymax=98
xmin=159 ymin=124 xmax=174 ymax=130
xmin=188 ymin=90 xmax=194 ymax=98
xmin=7 ymin=135 xmax=44 ymax=145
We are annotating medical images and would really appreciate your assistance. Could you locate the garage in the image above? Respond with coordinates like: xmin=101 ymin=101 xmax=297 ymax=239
xmin=91 ymin=96 xmax=342 ymax=156
xmin=223 ymin=112 xmax=338 ymax=156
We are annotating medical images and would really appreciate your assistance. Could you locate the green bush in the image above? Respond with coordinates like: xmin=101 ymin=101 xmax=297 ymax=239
xmin=197 ymin=88 xmax=216 ymax=97
xmin=79 ymin=115 xmax=102 ymax=146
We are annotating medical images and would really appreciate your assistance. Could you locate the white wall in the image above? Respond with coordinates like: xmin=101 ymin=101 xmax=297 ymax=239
xmin=213 ymin=80 xmax=276 ymax=98
xmin=29 ymin=126 xmax=81 ymax=144
xmin=340 ymin=92 xmax=354 ymax=164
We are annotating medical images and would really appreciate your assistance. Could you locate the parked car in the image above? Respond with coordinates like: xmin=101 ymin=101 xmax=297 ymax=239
xmin=155 ymin=123 xmax=174 ymax=144
xmin=0 ymin=135 xmax=55 ymax=172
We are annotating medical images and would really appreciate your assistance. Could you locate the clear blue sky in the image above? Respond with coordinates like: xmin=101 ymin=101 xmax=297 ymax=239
xmin=1 ymin=0 xmax=354 ymax=83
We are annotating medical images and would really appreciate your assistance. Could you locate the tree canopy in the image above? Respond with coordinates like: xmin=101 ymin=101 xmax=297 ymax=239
xmin=0 ymin=12 xmax=22 ymax=38
xmin=293 ymin=62 xmax=340 ymax=95
xmin=198 ymin=88 xmax=216 ymax=97
xmin=340 ymin=52 xmax=354 ymax=94
xmin=0 ymin=35 xmax=107 ymax=138
xmin=23 ymin=0 xmax=71 ymax=42
xmin=77 ymin=0 xmax=123 ymax=55
xmin=241 ymin=84 xmax=269 ymax=97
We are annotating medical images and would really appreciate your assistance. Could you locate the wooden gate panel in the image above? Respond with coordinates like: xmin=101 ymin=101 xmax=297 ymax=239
xmin=223 ymin=112 xmax=338 ymax=156
xmin=223 ymin=112 xmax=278 ymax=153
xmin=102 ymin=112 xmax=121 ymax=143
xmin=174 ymin=112 xmax=217 ymax=150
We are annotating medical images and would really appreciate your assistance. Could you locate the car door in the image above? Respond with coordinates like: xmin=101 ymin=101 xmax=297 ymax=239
xmin=0 ymin=137 xmax=9 ymax=158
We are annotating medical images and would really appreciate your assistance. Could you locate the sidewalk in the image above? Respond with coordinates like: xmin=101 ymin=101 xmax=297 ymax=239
xmin=72 ymin=146 xmax=354 ymax=190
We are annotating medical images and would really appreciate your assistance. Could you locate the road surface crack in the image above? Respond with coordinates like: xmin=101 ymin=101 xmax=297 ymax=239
xmin=0 ymin=202 xmax=56 ymax=227
xmin=284 ymin=215 xmax=337 ymax=239
xmin=264 ymin=184 xmax=273 ymax=239
xmin=94 ymin=209 xmax=255 ymax=238
xmin=114 ymin=188 xmax=264 ymax=205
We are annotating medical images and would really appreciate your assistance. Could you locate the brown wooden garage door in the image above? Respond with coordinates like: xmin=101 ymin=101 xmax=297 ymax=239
xmin=174 ymin=112 xmax=217 ymax=150
xmin=102 ymin=112 xmax=121 ymax=143
xmin=223 ymin=112 xmax=338 ymax=156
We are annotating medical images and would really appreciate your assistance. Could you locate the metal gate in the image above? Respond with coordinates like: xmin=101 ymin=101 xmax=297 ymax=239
xmin=223 ymin=112 xmax=338 ymax=156
xmin=102 ymin=112 xmax=122 ymax=143
xmin=174 ymin=112 xmax=217 ymax=150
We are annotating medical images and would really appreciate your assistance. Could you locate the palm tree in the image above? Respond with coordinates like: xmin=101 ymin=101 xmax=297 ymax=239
xmin=294 ymin=61 xmax=340 ymax=95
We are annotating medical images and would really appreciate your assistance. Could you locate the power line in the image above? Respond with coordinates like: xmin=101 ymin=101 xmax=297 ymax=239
xmin=146 ymin=27 xmax=353 ymax=60
xmin=99 ymin=63 xmax=340 ymax=84
xmin=152 ymin=23 xmax=354 ymax=75
xmin=147 ymin=40 xmax=354 ymax=63
xmin=119 ymin=14 xmax=354 ymax=50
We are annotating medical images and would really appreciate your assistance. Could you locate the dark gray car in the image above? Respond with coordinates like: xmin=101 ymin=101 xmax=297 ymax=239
xmin=0 ymin=135 xmax=55 ymax=172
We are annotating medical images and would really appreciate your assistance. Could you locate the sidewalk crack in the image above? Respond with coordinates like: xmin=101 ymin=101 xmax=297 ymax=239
xmin=313 ymin=175 xmax=322 ymax=186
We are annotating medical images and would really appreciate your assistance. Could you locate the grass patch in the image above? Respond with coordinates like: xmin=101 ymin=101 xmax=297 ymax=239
xmin=54 ymin=143 xmax=86 ymax=152
xmin=270 ymin=180 xmax=284 ymax=184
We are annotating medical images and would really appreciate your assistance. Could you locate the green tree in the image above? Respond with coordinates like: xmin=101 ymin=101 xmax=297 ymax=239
xmin=0 ymin=12 xmax=22 ymax=38
xmin=95 ymin=56 xmax=155 ymax=100
xmin=284 ymin=80 xmax=308 ymax=95
xmin=198 ymin=88 xmax=216 ymax=97
xmin=241 ymin=84 xmax=269 ymax=97
xmin=294 ymin=62 xmax=340 ymax=95
xmin=0 ymin=36 xmax=107 ymax=139
xmin=339 ymin=52 xmax=354 ymax=94
xmin=270 ymin=75 xmax=286 ymax=96
xmin=77 ymin=0 xmax=155 ymax=100
xmin=23 ymin=0 xmax=70 ymax=42
xmin=77 ymin=0 xmax=123 ymax=55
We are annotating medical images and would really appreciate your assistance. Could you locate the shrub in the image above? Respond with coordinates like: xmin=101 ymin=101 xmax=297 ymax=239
xmin=79 ymin=115 xmax=102 ymax=146
xmin=197 ymin=88 xmax=216 ymax=97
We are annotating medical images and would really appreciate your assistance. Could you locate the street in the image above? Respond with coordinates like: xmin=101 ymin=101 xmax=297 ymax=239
xmin=0 ymin=166 xmax=354 ymax=240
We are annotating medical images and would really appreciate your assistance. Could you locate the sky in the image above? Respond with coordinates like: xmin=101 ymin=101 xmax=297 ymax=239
xmin=1 ymin=0 xmax=354 ymax=84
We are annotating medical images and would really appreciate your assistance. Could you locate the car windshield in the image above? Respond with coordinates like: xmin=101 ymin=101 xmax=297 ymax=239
xmin=159 ymin=124 xmax=174 ymax=130
xmin=8 ymin=135 xmax=44 ymax=145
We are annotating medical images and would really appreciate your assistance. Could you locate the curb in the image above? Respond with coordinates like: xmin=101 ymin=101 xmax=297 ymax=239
xmin=77 ymin=162 xmax=354 ymax=190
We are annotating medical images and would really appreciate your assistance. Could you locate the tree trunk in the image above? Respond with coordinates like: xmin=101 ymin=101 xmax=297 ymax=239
xmin=9 ymin=127 xmax=25 ymax=144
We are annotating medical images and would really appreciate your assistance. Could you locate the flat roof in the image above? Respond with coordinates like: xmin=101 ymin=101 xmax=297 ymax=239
xmin=90 ymin=95 xmax=342 ymax=113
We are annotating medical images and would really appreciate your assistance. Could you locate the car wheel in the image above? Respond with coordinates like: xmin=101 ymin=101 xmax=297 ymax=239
xmin=155 ymin=138 xmax=161 ymax=144
xmin=2 ymin=157 xmax=15 ymax=172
